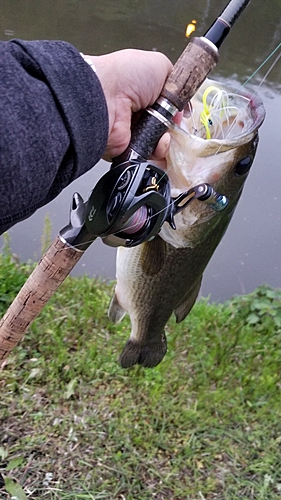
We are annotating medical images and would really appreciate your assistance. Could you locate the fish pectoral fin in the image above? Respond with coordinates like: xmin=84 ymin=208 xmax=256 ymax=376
xmin=174 ymin=279 xmax=202 ymax=323
xmin=140 ymin=236 xmax=167 ymax=276
xmin=108 ymin=293 xmax=126 ymax=323
xmin=119 ymin=334 xmax=167 ymax=369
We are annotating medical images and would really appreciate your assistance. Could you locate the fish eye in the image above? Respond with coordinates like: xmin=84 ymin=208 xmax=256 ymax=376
xmin=235 ymin=156 xmax=253 ymax=176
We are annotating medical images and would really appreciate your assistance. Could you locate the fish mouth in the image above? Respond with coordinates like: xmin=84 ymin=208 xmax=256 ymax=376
xmin=172 ymin=78 xmax=265 ymax=146
xmin=159 ymin=78 xmax=266 ymax=249
xmin=164 ymin=78 xmax=266 ymax=192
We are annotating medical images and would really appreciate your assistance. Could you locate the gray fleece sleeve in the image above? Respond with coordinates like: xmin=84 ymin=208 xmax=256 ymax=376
xmin=0 ymin=39 xmax=108 ymax=233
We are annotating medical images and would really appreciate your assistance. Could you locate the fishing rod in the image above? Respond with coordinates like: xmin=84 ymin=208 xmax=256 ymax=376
xmin=0 ymin=0 xmax=252 ymax=361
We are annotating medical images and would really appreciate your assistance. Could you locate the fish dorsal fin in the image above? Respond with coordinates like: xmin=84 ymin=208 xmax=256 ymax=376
xmin=140 ymin=236 xmax=167 ymax=276
xmin=174 ymin=279 xmax=202 ymax=323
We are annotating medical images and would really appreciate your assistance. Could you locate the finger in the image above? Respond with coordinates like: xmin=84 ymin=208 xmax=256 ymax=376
xmin=173 ymin=110 xmax=183 ymax=126
xmin=150 ymin=132 xmax=170 ymax=161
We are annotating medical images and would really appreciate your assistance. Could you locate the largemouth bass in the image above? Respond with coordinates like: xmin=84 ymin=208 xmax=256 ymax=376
xmin=108 ymin=79 xmax=265 ymax=368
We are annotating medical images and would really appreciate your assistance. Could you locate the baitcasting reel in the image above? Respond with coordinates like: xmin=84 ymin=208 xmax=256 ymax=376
xmin=82 ymin=160 xmax=228 ymax=248
xmin=84 ymin=161 xmax=173 ymax=247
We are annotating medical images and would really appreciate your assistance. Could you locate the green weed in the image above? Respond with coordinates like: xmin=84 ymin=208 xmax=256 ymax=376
xmin=0 ymin=246 xmax=281 ymax=499
xmin=0 ymin=234 xmax=31 ymax=317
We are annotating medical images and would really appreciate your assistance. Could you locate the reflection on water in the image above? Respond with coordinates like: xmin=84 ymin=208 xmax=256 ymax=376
xmin=0 ymin=0 xmax=281 ymax=301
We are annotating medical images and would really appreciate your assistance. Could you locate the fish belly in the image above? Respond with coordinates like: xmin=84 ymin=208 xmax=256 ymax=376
xmin=109 ymin=217 xmax=228 ymax=368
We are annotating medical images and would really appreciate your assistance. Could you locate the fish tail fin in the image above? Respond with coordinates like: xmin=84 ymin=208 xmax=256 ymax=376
xmin=119 ymin=334 xmax=167 ymax=368
xmin=108 ymin=293 xmax=126 ymax=323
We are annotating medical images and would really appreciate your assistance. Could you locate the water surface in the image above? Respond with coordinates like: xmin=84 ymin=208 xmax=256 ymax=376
xmin=1 ymin=0 xmax=281 ymax=301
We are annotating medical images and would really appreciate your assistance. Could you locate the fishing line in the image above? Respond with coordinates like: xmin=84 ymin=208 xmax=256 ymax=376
xmin=208 ymin=43 xmax=281 ymax=156
xmin=187 ymin=101 xmax=197 ymax=134
xmin=121 ymin=198 xmax=179 ymax=235
xmin=258 ymin=51 xmax=281 ymax=88
xmin=201 ymin=42 xmax=281 ymax=150
xmin=241 ymin=42 xmax=281 ymax=88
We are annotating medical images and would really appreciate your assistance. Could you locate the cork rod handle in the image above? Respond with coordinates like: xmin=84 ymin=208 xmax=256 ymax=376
xmin=0 ymin=236 xmax=83 ymax=361
xmin=125 ymin=37 xmax=219 ymax=160
xmin=161 ymin=37 xmax=219 ymax=111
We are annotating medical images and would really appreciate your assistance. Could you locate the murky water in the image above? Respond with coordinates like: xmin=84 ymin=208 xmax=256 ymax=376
xmin=1 ymin=0 xmax=281 ymax=301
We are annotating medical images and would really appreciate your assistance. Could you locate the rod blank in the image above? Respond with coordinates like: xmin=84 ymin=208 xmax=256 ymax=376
xmin=219 ymin=0 xmax=252 ymax=27
xmin=204 ymin=0 xmax=252 ymax=48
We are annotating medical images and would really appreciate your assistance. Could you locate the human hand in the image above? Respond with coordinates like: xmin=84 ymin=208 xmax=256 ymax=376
xmin=85 ymin=49 xmax=173 ymax=162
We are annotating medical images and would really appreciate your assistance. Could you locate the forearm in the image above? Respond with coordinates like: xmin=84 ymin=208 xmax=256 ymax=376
xmin=0 ymin=40 xmax=108 ymax=233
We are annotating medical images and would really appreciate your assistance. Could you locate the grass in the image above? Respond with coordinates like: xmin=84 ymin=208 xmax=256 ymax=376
xmin=0 ymin=238 xmax=281 ymax=499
